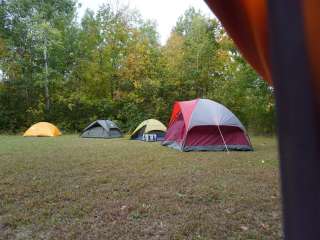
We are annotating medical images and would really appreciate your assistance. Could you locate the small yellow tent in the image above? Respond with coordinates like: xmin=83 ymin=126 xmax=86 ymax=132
xmin=130 ymin=119 xmax=167 ymax=141
xmin=23 ymin=122 xmax=62 ymax=137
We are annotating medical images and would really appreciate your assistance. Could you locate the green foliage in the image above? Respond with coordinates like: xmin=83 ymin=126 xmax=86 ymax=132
xmin=0 ymin=3 xmax=275 ymax=134
xmin=49 ymin=93 xmax=114 ymax=132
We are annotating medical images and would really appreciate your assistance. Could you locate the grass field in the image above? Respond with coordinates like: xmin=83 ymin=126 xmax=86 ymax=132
xmin=0 ymin=136 xmax=281 ymax=240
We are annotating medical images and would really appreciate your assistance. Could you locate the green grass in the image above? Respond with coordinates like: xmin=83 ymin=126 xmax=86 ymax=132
xmin=0 ymin=135 xmax=281 ymax=239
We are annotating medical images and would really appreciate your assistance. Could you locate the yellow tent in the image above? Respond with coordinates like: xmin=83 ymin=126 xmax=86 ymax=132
xmin=130 ymin=119 xmax=167 ymax=140
xmin=23 ymin=122 xmax=62 ymax=137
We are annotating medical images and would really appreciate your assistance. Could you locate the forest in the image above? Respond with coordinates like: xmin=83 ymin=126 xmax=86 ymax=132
xmin=0 ymin=0 xmax=275 ymax=134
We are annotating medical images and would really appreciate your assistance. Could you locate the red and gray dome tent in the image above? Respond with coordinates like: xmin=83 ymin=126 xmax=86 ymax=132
xmin=162 ymin=99 xmax=252 ymax=152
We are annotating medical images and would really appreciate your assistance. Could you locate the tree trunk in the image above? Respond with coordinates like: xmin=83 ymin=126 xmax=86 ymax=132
xmin=44 ymin=35 xmax=50 ymax=111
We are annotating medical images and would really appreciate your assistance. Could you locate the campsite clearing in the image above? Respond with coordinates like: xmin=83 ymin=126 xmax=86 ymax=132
xmin=0 ymin=135 xmax=281 ymax=239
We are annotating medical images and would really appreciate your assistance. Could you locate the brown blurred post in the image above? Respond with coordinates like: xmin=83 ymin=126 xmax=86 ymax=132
xmin=268 ymin=1 xmax=320 ymax=239
xmin=204 ymin=0 xmax=320 ymax=239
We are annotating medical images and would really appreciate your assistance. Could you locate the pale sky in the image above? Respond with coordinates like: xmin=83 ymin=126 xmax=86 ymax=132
xmin=77 ymin=0 xmax=214 ymax=44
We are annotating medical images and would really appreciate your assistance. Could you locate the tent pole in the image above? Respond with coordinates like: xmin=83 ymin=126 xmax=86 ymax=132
xmin=217 ymin=125 xmax=229 ymax=153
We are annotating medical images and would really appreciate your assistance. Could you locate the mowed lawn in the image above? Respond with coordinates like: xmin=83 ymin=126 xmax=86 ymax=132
xmin=0 ymin=135 xmax=281 ymax=240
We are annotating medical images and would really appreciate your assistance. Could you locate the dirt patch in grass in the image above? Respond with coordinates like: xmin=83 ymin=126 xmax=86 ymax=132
xmin=0 ymin=136 xmax=281 ymax=239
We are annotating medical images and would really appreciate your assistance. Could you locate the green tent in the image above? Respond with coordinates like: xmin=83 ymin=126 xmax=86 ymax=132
xmin=81 ymin=120 xmax=122 ymax=139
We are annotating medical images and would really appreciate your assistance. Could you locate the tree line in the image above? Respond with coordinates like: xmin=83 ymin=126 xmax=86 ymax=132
xmin=0 ymin=0 xmax=275 ymax=134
